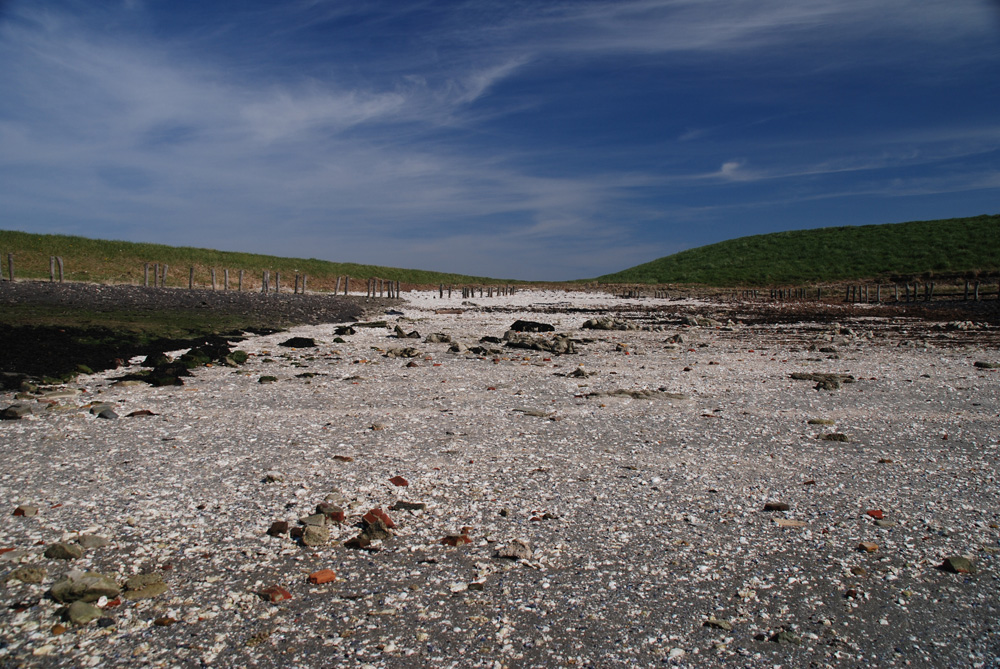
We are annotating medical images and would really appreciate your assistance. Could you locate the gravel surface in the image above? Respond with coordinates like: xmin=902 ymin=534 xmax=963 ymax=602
xmin=1 ymin=289 xmax=999 ymax=668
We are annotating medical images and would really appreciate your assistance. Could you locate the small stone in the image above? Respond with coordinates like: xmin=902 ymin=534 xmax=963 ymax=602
xmin=51 ymin=624 xmax=67 ymax=636
xmin=774 ymin=518 xmax=808 ymax=528
xmin=440 ymin=534 xmax=472 ymax=547
xmin=259 ymin=585 xmax=292 ymax=603
xmin=822 ymin=433 xmax=850 ymax=442
xmin=807 ymin=418 xmax=835 ymax=425
xmin=267 ymin=521 xmax=290 ymax=537
xmin=850 ymin=566 xmax=868 ymax=576
xmin=940 ymin=556 xmax=976 ymax=574
xmin=704 ymin=618 xmax=733 ymax=631
xmin=300 ymin=513 xmax=328 ymax=527
xmin=13 ymin=505 xmax=38 ymax=517
xmin=65 ymin=600 xmax=102 ymax=625
xmin=391 ymin=501 xmax=427 ymax=512
xmin=153 ymin=617 xmax=176 ymax=627
xmin=96 ymin=409 xmax=118 ymax=420
xmin=76 ymin=534 xmax=110 ymax=549
xmin=389 ymin=475 xmax=409 ymax=487
xmin=308 ymin=569 xmax=337 ymax=585
xmin=857 ymin=542 xmax=879 ymax=553
xmin=123 ymin=573 xmax=168 ymax=600
xmin=495 ymin=539 xmax=532 ymax=560
xmin=866 ymin=509 xmax=884 ymax=520
xmin=874 ymin=519 xmax=897 ymax=528
xmin=258 ymin=375 xmax=278 ymax=384
xmin=763 ymin=502 xmax=790 ymax=512
xmin=44 ymin=542 xmax=84 ymax=560
xmin=771 ymin=630 xmax=801 ymax=645
xmin=344 ymin=536 xmax=374 ymax=551
xmin=263 ymin=471 xmax=284 ymax=483
xmin=333 ymin=455 xmax=354 ymax=462
xmin=302 ymin=525 xmax=330 ymax=547
xmin=5 ymin=566 xmax=46 ymax=584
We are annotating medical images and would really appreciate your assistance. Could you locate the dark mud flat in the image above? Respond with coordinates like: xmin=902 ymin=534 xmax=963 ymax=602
xmin=0 ymin=281 xmax=382 ymax=381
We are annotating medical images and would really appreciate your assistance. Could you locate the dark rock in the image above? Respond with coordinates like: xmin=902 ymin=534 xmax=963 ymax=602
xmin=334 ymin=326 xmax=356 ymax=336
xmin=258 ymin=376 xmax=278 ymax=384
xmin=510 ymin=320 xmax=554 ymax=333
xmin=391 ymin=501 xmax=427 ymax=512
xmin=822 ymin=433 xmax=850 ymax=442
xmin=267 ymin=521 xmax=290 ymax=537
xmin=763 ymin=502 xmax=790 ymax=512
xmin=974 ymin=361 xmax=999 ymax=369
xmin=280 ymin=337 xmax=316 ymax=348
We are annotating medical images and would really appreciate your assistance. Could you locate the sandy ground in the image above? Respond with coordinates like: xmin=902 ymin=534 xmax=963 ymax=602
xmin=1 ymin=289 xmax=998 ymax=668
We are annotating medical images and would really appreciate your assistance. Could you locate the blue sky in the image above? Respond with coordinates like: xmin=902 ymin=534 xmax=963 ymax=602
xmin=1 ymin=1 xmax=998 ymax=280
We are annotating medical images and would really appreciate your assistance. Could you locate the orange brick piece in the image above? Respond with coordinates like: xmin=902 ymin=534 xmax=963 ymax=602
xmin=259 ymin=585 xmax=292 ymax=603
xmin=308 ymin=569 xmax=337 ymax=585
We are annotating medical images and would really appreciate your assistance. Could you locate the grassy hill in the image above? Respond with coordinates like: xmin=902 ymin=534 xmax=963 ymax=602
xmin=596 ymin=214 xmax=1000 ymax=286
xmin=0 ymin=230 xmax=518 ymax=290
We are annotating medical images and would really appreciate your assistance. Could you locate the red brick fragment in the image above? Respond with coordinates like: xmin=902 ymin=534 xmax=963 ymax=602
xmin=389 ymin=476 xmax=409 ymax=487
xmin=308 ymin=569 xmax=337 ymax=585
xmin=440 ymin=534 xmax=472 ymax=547
xmin=363 ymin=508 xmax=395 ymax=529
xmin=866 ymin=509 xmax=884 ymax=520
xmin=857 ymin=542 xmax=879 ymax=553
xmin=259 ymin=586 xmax=292 ymax=603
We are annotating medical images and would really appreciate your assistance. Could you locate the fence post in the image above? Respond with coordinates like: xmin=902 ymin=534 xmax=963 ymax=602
xmin=294 ymin=274 xmax=300 ymax=294
xmin=161 ymin=264 xmax=168 ymax=288
xmin=50 ymin=256 xmax=56 ymax=282
xmin=975 ymin=281 xmax=980 ymax=301
xmin=6 ymin=254 xmax=12 ymax=281
xmin=224 ymin=269 xmax=229 ymax=291
xmin=144 ymin=263 xmax=150 ymax=287
xmin=302 ymin=275 xmax=307 ymax=293
xmin=238 ymin=270 xmax=244 ymax=292
xmin=57 ymin=256 xmax=64 ymax=283
xmin=189 ymin=267 xmax=195 ymax=290
xmin=345 ymin=276 xmax=350 ymax=295
xmin=275 ymin=272 xmax=281 ymax=293
xmin=211 ymin=268 xmax=217 ymax=291
xmin=262 ymin=270 xmax=269 ymax=294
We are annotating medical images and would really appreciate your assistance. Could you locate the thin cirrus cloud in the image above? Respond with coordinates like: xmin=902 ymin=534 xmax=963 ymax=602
xmin=0 ymin=0 xmax=997 ymax=280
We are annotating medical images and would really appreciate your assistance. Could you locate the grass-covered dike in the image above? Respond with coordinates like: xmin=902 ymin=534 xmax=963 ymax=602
xmin=596 ymin=214 xmax=1000 ymax=286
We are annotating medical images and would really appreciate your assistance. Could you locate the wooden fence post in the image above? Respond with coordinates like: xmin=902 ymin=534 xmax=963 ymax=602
xmin=302 ymin=275 xmax=307 ymax=293
xmin=294 ymin=274 xmax=300 ymax=295
xmin=6 ymin=254 xmax=12 ymax=281
xmin=50 ymin=256 xmax=56 ymax=282
xmin=975 ymin=281 xmax=980 ymax=301
xmin=439 ymin=283 xmax=443 ymax=298
xmin=144 ymin=263 xmax=150 ymax=287
xmin=161 ymin=264 xmax=168 ymax=288
xmin=224 ymin=269 xmax=229 ymax=291
xmin=189 ymin=267 xmax=195 ymax=290
xmin=262 ymin=271 xmax=269 ymax=294
xmin=345 ymin=276 xmax=350 ymax=295
xmin=238 ymin=270 xmax=245 ymax=292
xmin=275 ymin=272 xmax=281 ymax=293
xmin=211 ymin=268 xmax=217 ymax=291
xmin=335 ymin=276 xmax=341 ymax=294
xmin=57 ymin=256 xmax=64 ymax=283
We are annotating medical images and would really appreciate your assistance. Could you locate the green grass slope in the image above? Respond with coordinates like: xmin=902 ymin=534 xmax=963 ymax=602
xmin=596 ymin=214 xmax=1000 ymax=286
xmin=0 ymin=230 xmax=518 ymax=289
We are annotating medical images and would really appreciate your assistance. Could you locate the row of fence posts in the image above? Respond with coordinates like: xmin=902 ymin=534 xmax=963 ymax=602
xmin=141 ymin=263 xmax=308 ymax=294
xmin=365 ymin=278 xmax=400 ymax=298
xmin=435 ymin=284 xmax=517 ymax=298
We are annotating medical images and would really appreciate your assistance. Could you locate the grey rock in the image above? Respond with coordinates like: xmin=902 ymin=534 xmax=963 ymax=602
xmin=76 ymin=534 xmax=110 ymax=549
xmin=424 ymin=333 xmax=452 ymax=344
xmin=300 ymin=513 xmax=328 ymax=527
xmin=50 ymin=570 xmax=120 ymax=603
xmin=5 ymin=566 xmax=46 ymax=584
xmin=302 ymin=524 xmax=330 ymax=547
xmin=582 ymin=317 xmax=639 ymax=331
xmin=66 ymin=600 xmax=102 ymax=625
xmin=1 ymin=404 xmax=34 ymax=420
xmin=361 ymin=517 xmax=392 ymax=541
xmin=496 ymin=539 xmax=533 ymax=560
xmin=44 ymin=542 xmax=84 ymax=560
xmin=123 ymin=572 xmax=169 ymax=600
